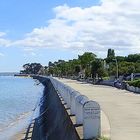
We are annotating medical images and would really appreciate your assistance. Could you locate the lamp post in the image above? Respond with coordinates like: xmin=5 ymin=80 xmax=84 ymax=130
xmin=113 ymin=58 xmax=118 ymax=79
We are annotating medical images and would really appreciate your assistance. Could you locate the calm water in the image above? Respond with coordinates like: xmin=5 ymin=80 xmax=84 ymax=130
xmin=0 ymin=76 xmax=43 ymax=139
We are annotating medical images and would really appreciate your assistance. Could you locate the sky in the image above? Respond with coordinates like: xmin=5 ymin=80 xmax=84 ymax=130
xmin=0 ymin=0 xmax=140 ymax=72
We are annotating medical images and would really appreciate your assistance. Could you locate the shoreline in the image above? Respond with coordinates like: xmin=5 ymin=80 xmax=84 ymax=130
xmin=11 ymin=129 xmax=26 ymax=140
xmin=0 ymin=112 xmax=32 ymax=140
xmin=0 ymin=75 xmax=43 ymax=140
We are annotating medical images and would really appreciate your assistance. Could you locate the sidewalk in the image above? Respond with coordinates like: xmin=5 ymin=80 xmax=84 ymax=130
xmin=57 ymin=78 xmax=140 ymax=140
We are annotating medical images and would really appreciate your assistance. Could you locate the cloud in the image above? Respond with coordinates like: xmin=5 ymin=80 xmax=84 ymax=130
xmin=0 ymin=38 xmax=11 ymax=47
xmin=30 ymin=52 xmax=36 ymax=56
xmin=1 ymin=0 xmax=140 ymax=57
xmin=0 ymin=32 xmax=11 ymax=47
xmin=23 ymin=47 xmax=34 ymax=52
xmin=23 ymin=51 xmax=37 ymax=57
xmin=0 ymin=52 xmax=4 ymax=57
xmin=22 ymin=47 xmax=37 ymax=56
xmin=0 ymin=32 xmax=6 ymax=37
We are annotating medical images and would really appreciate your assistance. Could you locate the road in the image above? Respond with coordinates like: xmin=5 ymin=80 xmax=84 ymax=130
xmin=58 ymin=78 xmax=140 ymax=140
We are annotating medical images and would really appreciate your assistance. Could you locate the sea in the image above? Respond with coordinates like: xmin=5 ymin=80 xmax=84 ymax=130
xmin=0 ymin=75 xmax=43 ymax=140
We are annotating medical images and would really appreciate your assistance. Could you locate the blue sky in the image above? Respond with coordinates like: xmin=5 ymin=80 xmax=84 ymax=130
xmin=0 ymin=0 xmax=140 ymax=72
xmin=0 ymin=0 xmax=99 ymax=39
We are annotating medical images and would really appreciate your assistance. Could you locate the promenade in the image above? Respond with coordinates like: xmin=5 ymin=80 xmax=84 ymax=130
xmin=57 ymin=78 xmax=140 ymax=140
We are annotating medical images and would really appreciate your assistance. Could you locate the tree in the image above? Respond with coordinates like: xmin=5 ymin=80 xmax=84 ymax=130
xmin=78 ymin=52 xmax=96 ymax=78
xmin=116 ymin=56 xmax=125 ymax=62
xmin=118 ymin=62 xmax=135 ymax=75
xmin=69 ymin=59 xmax=81 ymax=76
xmin=21 ymin=63 xmax=43 ymax=74
xmin=20 ymin=49 xmax=140 ymax=79
xmin=74 ymin=65 xmax=81 ymax=76
xmin=22 ymin=63 xmax=31 ymax=74
xmin=135 ymin=62 xmax=140 ymax=73
xmin=107 ymin=49 xmax=115 ymax=58
xmin=126 ymin=54 xmax=140 ymax=62
xmin=106 ymin=49 xmax=115 ymax=63
xmin=78 ymin=52 xmax=96 ymax=69
xmin=91 ymin=59 xmax=103 ymax=80
xmin=48 ymin=61 xmax=54 ymax=67
xmin=44 ymin=66 xmax=49 ymax=75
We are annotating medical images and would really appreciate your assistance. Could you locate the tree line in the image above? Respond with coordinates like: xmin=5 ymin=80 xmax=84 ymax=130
xmin=20 ymin=49 xmax=140 ymax=81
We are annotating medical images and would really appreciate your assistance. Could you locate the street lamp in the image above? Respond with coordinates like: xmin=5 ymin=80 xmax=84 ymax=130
xmin=113 ymin=58 xmax=118 ymax=79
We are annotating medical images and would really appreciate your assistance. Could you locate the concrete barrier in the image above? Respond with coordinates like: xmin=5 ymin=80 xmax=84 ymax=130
xmin=49 ymin=77 xmax=101 ymax=139
xmin=100 ymin=80 xmax=114 ymax=86
xmin=75 ymin=95 xmax=89 ymax=124
xmin=64 ymin=85 xmax=71 ymax=108
xmin=83 ymin=101 xmax=101 ymax=139
xmin=70 ymin=91 xmax=80 ymax=115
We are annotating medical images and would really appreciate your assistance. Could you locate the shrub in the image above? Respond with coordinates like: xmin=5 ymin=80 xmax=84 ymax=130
xmin=127 ymin=79 xmax=140 ymax=88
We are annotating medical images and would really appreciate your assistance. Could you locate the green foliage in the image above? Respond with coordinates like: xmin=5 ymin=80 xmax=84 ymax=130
xmin=107 ymin=62 xmax=116 ymax=76
xmin=126 ymin=54 xmax=140 ymax=62
xmin=107 ymin=49 xmax=115 ymax=58
xmin=21 ymin=50 xmax=140 ymax=80
xmin=117 ymin=61 xmax=140 ymax=75
xmin=106 ymin=49 xmax=115 ymax=63
xmin=46 ymin=58 xmax=81 ymax=77
xmin=118 ymin=61 xmax=135 ymax=75
xmin=21 ymin=63 xmax=43 ymax=74
xmin=106 ymin=53 xmax=140 ymax=76
xmin=116 ymin=56 xmax=125 ymax=62
xmin=135 ymin=62 xmax=140 ymax=73
xmin=102 ymin=77 xmax=110 ymax=80
xmin=127 ymin=79 xmax=140 ymax=88
xmin=74 ymin=65 xmax=81 ymax=74
xmin=91 ymin=59 xmax=107 ymax=79
xmin=78 ymin=52 xmax=96 ymax=69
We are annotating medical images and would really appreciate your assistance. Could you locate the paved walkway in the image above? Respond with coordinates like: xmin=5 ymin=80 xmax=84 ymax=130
xmin=57 ymin=78 xmax=140 ymax=140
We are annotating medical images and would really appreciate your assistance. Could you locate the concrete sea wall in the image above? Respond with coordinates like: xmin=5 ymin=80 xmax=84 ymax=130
xmin=32 ymin=77 xmax=80 ymax=140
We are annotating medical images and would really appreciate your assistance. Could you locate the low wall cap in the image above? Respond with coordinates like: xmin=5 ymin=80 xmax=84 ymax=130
xmin=76 ymin=95 xmax=89 ymax=104
xmin=80 ymin=96 xmax=89 ymax=105
xmin=83 ymin=100 xmax=100 ymax=109
xmin=70 ymin=90 xmax=80 ymax=96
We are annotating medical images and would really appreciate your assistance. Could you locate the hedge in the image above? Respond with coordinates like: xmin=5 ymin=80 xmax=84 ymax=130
xmin=127 ymin=79 xmax=140 ymax=88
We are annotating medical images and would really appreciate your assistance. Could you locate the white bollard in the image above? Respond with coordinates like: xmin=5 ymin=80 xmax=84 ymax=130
xmin=70 ymin=91 xmax=80 ymax=115
xmin=66 ymin=86 xmax=74 ymax=108
xmin=75 ymin=95 xmax=89 ymax=124
xmin=62 ymin=86 xmax=66 ymax=99
xmin=49 ymin=77 xmax=101 ymax=139
xmin=83 ymin=101 xmax=101 ymax=139
xmin=65 ymin=86 xmax=71 ymax=108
